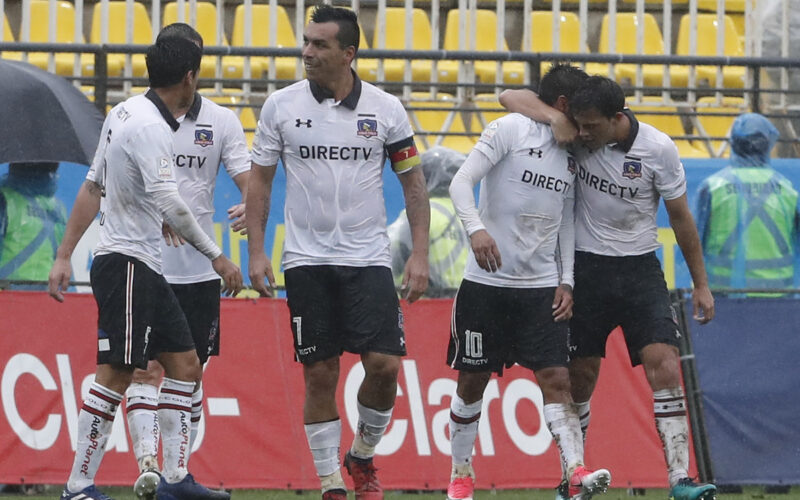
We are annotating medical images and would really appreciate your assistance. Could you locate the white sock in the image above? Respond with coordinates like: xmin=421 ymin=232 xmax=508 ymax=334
xmin=190 ymin=385 xmax=203 ymax=449
xmin=574 ymin=400 xmax=591 ymax=442
xmin=544 ymin=403 xmax=584 ymax=480
xmin=67 ymin=383 xmax=122 ymax=492
xmin=449 ymin=394 xmax=482 ymax=469
xmin=158 ymin=377 xmax=194 ymax=483
xmin=654 ymin=387 xmax=690 ymax=487
xmin=350 ymin=401 xmax=393 ymax=460
xmin=305 ymin=420 xmax=344 ymax=492
xmin=126 ymin=382 xmax=160 ymax=471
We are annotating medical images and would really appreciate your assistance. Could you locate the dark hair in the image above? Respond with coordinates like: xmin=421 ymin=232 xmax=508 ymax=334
xmin=538 ymin=63 xmax=589 ymax=106
xmin=310 ymin=4 xmax=360 ymax=53
xmin=569 ymin=76 xmax=625 ymax=118
xmin=157 ymin=22 xmax=204 ymax=51
xmin=145 ymin=36 xmax=202 ymax=88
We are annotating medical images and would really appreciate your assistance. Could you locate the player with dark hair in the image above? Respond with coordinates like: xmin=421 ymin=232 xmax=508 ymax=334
xmin=500 ymin=76 xmax=716 ymax=500
xmin=49 ymin=34 xmax=242 ymax=500
xmin=123 ymin=23 xmax=250 ymax=500
xmin=247 ymin=5 xmax=430 ymax=500
xmin=445 ymin=63 xmax=611 ymax=500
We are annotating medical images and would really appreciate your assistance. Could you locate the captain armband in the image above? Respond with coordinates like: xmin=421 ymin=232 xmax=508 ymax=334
xmin=387 ymin=137 xmax=421 ymax=174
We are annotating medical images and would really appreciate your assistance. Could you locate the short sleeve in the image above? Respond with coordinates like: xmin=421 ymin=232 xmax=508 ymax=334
xmin=86 ymin=113 xmax=113 ymax=186
xmin=654 ymin=140 xmax=687 ymax=201
xmin=220 ymin=108 xmax=251 ymax=178
xmin=251 ymin=96 xmax=282 ymax=167
xmin=126 ymin=122 xmax=179 ymax=194
xmin=473 ymin=114 xmax=516 ymax=165
xmin=384 ymin=96 xmax=414 ymax=146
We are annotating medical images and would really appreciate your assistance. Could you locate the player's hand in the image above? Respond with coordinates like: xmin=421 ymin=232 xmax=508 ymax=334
xmin=248 ymin=251 xmax=276 ymax=297
xmin=228 ymin=203 xmax=247 ymax=235
xmin=162 ymin=222 xmax=185 ymax=247
xmin=551 ymin=112 xmax=579 ymax=147
xmin=48 ymin=257 xmax=72 ymax=303
xmin=552 ymin=284 xmax=574 ymax=322
xmin=692 ymin=284 xmax=715 ymax=324
xmin=401 ymin=251 xmax=429 ymax=303
xmin=470 ymin=230 xmax=502 ymax=272
xmin=212 ymin=255 xmax=243 ymax=297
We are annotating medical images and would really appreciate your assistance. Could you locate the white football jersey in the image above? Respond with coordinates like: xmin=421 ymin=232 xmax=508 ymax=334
xmin=87 ymin=93 xmax=181 ymax=273
xmin=465 ymin=113 xmax=576 ymax=288
xmin=251 ymin=76 xmax=416 ymax=270
xmin=161 ymin=96 xmax=250 ymax=284
xmin=574 ymin=110 xmax=686 ymax=256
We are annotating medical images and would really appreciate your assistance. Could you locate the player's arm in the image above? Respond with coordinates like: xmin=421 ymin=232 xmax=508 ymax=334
xmin=391 ymin=137 xmax=430 ymax=303
xmin=245 ymin=162 xmax=278 ymax=297
xmin=449 ymin=149 xmax=502 ymax=273
xmin=498 ymin=88 xmax=578 ymax=146
xmin=664 ymin=193 xmax=715 ymax=324
xmin=553 ymin=193 xmax=575 ymax=321
xmin=228 ymin=171 xmax=251 ymax=234
xmin=48 ymin=180 xmax=103 ymax=302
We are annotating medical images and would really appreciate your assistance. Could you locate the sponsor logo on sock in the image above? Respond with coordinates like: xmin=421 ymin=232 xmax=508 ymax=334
xmin=178 ymin=412 xmax=189 ymax=469
xmin=80 ymin=416 xmax=102 ymax=476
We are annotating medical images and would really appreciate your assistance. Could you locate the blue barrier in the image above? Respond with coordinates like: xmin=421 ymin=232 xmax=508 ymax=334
xmin=690 ymin=296 xmax=800 ymax=485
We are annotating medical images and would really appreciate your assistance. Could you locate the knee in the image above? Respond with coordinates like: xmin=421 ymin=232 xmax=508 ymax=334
xmin=536 ymin=367 xmax=571 ymax=404
xmin=160 ymin=351 xmax=202 ymax=383
xmin=363 ymin=355 xmax=401 ymax=386
xmin=132 ymin=361 xmax=163 ymax=386
xmin=304 ymin=358 xmax=340 ymax=394
xmin=456 ymin=371 xmax=492 ymax=404
xmin=643 ymin=348 xmax=682 ymax=390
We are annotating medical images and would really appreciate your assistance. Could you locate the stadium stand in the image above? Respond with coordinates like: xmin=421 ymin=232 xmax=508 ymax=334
xmin=629 ymin=97 xmax=709 ymax=158
xmin=693 ymin=96 xmax=748 ymax=156
xmin=527 ymin=11 xmax=585 ymax=76
xmin=368 ymin=7 xmax=435 ymax=83
xmin=407 ymin=92 xmax=475 ymax=154
xmin=676 ymin=14 xmax=746 ymax=89
xmin=231 ymin=4 xmax=297 ymax=82
xmin=90 ymin=1 xmax=152 ymax=77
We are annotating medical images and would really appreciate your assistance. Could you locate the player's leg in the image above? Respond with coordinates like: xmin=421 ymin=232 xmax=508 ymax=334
xmin=286 ymin=266 xmax=347 ymax=500
xmin=622 ymin=254 xmax=715 ymax=500
xmin=127 ymin=362 xmax=162 ymax=500
xmin=62 ymin=254 xmax=150 ymax=500
xmin=171 ymin=279 xmax=223 ymax=449
xmin=339 ymin=266 xmax=406 ymax=500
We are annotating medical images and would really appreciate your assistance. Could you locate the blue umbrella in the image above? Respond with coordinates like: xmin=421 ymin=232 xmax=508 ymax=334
xmin=0 ymin=59 xmax=103 ymax=166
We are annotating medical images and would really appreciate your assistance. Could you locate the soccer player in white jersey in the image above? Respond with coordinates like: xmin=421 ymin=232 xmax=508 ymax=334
xmin=120 ymin=24 xmax=250 ymax=500
xmin=445 ymin=64 xmax=610 ymax=500
xmin=47 ymin=36 xmax=242 ymax=500
xmin=499 ymin=77 xmax=716 ymax=500
xmin=246 ymin=5 xmax=430 ymax=500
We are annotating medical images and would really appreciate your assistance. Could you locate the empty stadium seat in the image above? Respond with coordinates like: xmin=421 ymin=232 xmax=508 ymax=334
xmin=238 ymin=106 xmax=258 ymax=148
xmin=232 ymin=4 xmax=299 ymax=82
xmin=693 ymin=96 xmax=747 ymax=156
xmin=163 ymin=1 xmax=263 ymax=80
xmin=407 ymin=93 xmax=476 ymax=154
xmin=90 ymin=1 xmax=152 ymax=77
xmin=366 ymin=7 xmax=434 ymax=82
xmin=4 ymin=0 xmax=121 ymax=76
xmin=439 ymin=9 xmax=525 ymax=85
xmin=675 ymin=14 xmax=746 ymax=89
xmin=527 ymin=11 xmax=585 ymax=76
xmin=697 ymin=0 xmax=746 ymax=11
xmin=629 ymin=98 xmax=709 ymax=158
xmin=587 ymin=13 xmax=672 ymax=89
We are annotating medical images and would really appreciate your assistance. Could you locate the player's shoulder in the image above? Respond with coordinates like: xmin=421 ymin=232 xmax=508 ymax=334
xmin=267 ymin=80 xmax=309 ymax=103
xmin=198 ymin=96 xmax=239 ymax=121
xmin=359 ymin=81 xmax=403 ymax=107
xmin=112 ymin=94 xmax=168 ymax=132
xmin=631 ymin=120 xmax=680 ymax=160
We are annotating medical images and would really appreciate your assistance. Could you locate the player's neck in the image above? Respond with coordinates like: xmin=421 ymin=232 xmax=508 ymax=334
xmin=316 ymin=68 xmax=354 ymax=102
xmin=153 ymin=87 xmax=194 ymax=118
xmin=613 ymin=112 xmax=631 ymax=144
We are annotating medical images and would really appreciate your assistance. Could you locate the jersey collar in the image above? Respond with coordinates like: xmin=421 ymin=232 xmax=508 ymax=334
xmin=145 ymin=89 xmax=203 ymax=131
xmin=308 ymin=69 xmax=362 ymax=110
xmin=610 ymin=108 xmax=639 ymax=153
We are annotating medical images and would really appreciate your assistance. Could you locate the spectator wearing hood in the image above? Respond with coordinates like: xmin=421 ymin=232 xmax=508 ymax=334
xmin=695 ymin=113 xmax=800 ymax=291
xmin=388 ymin=147 xmax=469 ymax=297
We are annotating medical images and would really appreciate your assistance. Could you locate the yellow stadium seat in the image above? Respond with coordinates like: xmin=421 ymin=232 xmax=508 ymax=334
xmin=303 ymin=6 xmax=377 ymax=83
xmin=4 ymin=1 xmax=121 ymax=76
xmin=527 ymin=11 xmax=586 ymax=75
xmin=675 ymin=14 xmax=746 ymax=89
xmin=2 ymin=12 xmax=12 ymax=41
xmin=239 ymin=106 xmax=258 ymax=149
xmin=365 ymin=7 xmax=434 ymax=82
xmin=90 ymin=1 xmax=152 ymax=77
xmin=163 ymin=2 xmax=263 ymax=80
xmin=587 ymin=13 xmax=671 ymax=89
xmin=694 ymin=96 xmax=747 ymax=156
xmin=407 ymin=93 xmax=476 ymax=154
xmin=629 ymin=98 xmax=709 ymax=158
xmin=698 ymin=0 xmax=746 ymax=12
xmin=232 ymin=4 xmax=299 ymax=82
xmin=439 ymin=10 xmax=525 ymax=85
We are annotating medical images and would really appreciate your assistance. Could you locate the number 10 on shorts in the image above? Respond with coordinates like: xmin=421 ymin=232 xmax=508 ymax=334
xmin=465 ymin=329 xmax=483 ymax=358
